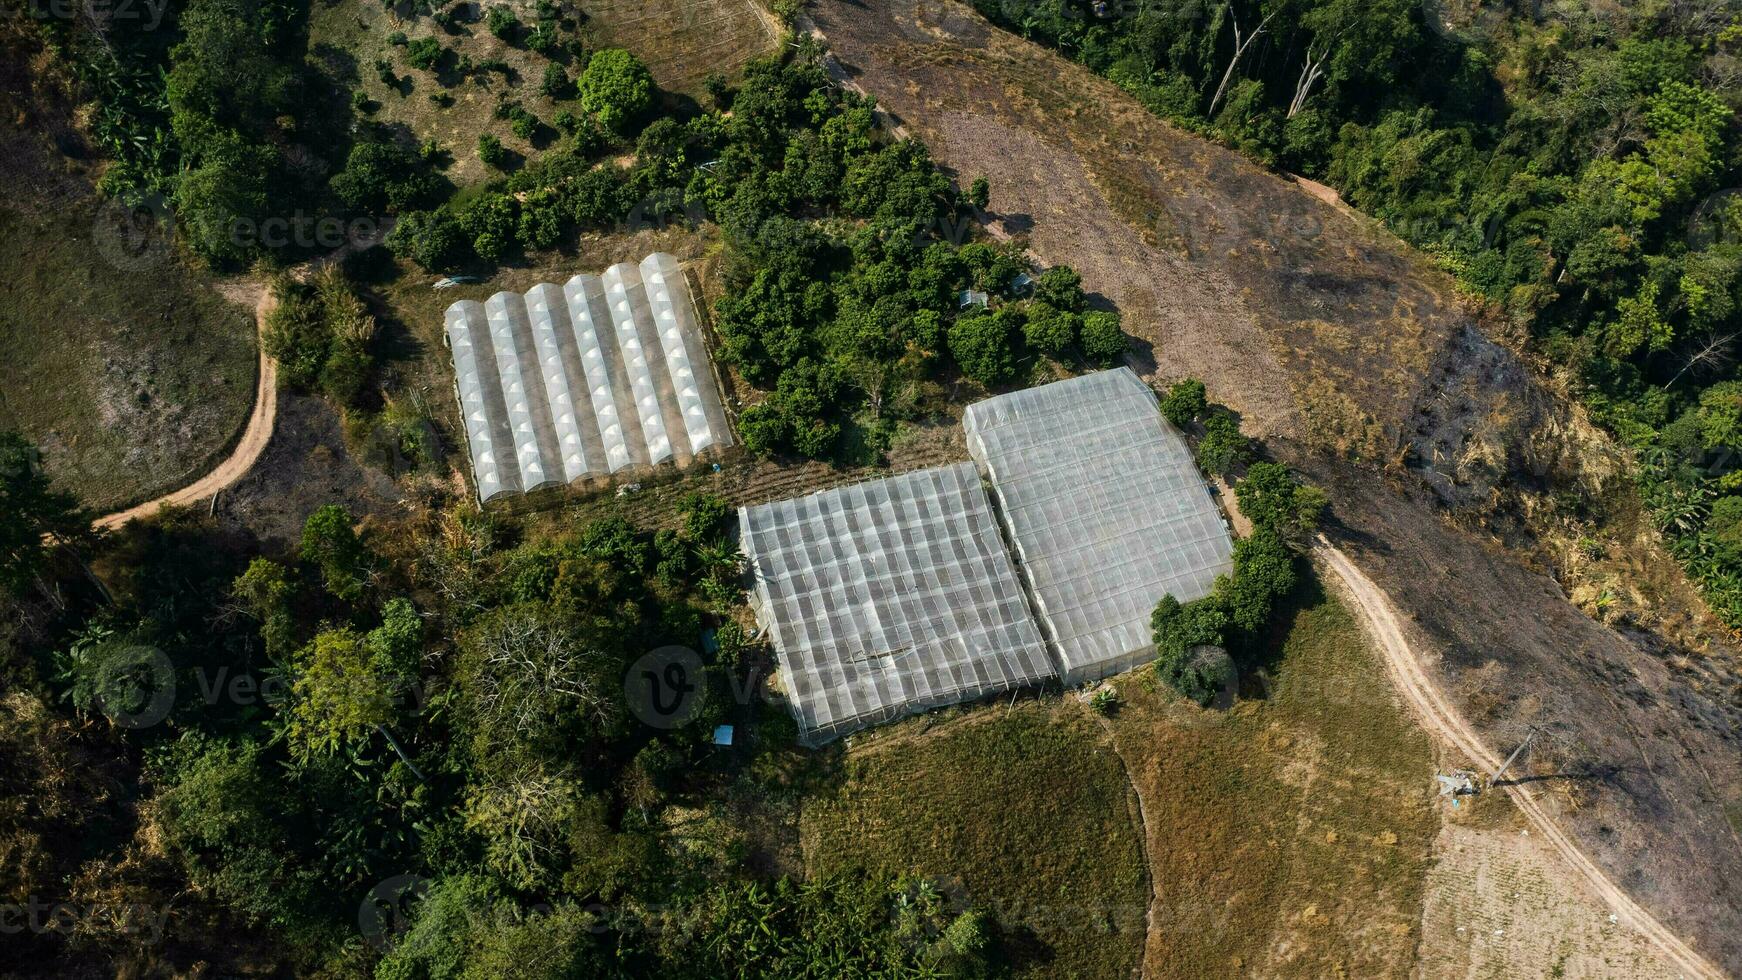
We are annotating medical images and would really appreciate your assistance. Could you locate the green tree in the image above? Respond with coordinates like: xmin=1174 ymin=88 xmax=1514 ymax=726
xmin=0 ymin=433 xmax=91 ymax=596
xmin=1195 ymin=410 xmax=1251 ymax=476
xmin=968 ymin=175 xmax=990 ymax=210
xmin=231 ymin=557 xmax=297 ymax=657
xmin=300 ymin=505 xmax=371 ymax=601
xmin=1033 ymin=265 xmax=1085 ymax=312
xmin=1160 ymin=378 xmax=1208 ymax=428
xmin=1022 ymin=301 xmax=1079 ymax=359
xmin=386 ymin=209 xmax=468 ymax=271
xmin=1220 ymin=527 xmax=1297 ymax=633
xmin=1235 ymin=462 xmax=1329 ymax=539
xmin=1079 ymin=310 xmax=1127 ymax=366
xmin=579 ymin=49 xmax=655 ymax=133
xmin=1151 ymin=593 xmax=1232 ymax=705
xmin=949 ymin=310 xmax=1017 ymax=386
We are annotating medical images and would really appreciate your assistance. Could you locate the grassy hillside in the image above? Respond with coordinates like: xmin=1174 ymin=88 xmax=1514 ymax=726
xmin=800 ymin=701 xmax=1148 ymax=979
xmin=1108 ymin=586 xmax=1438 ymax=978
xmin=0 ymin=175 xmax=256 ymax=513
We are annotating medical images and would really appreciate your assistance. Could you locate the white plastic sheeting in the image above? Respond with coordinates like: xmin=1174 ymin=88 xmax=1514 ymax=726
xmin=740 ymin=463 xmax=1055 ymax=744
xmin=445 ymin=253 xmax=731 ymax=501
xmin=964 ymin=367 xmax=1234 ymax=685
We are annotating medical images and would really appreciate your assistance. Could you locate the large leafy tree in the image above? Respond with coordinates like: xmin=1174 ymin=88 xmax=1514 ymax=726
xmin=579 ymin=48 xmax=655 ymax=133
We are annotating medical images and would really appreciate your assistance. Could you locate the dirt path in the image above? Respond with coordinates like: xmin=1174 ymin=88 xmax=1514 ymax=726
xmin=1315 ymin=538 xmax=1726 ymax=980
xmin=93 ymin=284 xmax=277 ymax=531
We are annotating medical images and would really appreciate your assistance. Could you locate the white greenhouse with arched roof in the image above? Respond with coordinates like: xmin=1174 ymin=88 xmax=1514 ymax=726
xmin=443 ymin=253 xmax=732 ymax=502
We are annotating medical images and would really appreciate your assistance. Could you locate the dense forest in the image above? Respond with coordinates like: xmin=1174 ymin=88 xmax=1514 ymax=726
xmin=966 ymin=0 xmax=1742 ymax=624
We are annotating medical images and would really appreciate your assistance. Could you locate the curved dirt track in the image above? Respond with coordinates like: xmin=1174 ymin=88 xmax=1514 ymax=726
xmin=1316 ymin=539 xmax=1726 ymax=980
xmin=93 ymin=285 xmax=277 ymax=531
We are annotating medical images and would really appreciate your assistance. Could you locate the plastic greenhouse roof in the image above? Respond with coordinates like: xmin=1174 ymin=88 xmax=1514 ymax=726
xmin=740 ymin=463 xmax=1056 ymax=744
xmin=444 ymin=253 xmax=731 ymax=501
xmin=964 ymin=367 xmax=1234 ymax=685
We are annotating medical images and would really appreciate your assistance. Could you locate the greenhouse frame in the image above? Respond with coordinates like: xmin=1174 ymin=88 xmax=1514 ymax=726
xmin=964 ymin=367 xmax=1235 ymax=685
xmin=444 ymin=253 xmax=731 ymax=502
xmin=739 ymin=463 xmax=1056 ymax=744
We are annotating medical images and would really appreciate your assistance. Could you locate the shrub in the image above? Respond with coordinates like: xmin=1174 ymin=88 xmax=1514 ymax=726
xmin=509 ymin=108 xmax=540 ymax=142
xmin=485 ymin=5 xmax=518 ymax=40
xmin=406 ymin=37 xmax=444 ymax=71
xmin=477 ymin=133 xmax=507 ymax=168
xmin=525 ymin=21 xmax=557 ymax=53
xmin=541 ymin=64 xmax=571 ymax=99
xmin=1160 ymin=378 xmax=1207 ymax=428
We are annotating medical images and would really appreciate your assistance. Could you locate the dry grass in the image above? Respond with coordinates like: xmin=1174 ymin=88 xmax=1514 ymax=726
xmin=1105 ymin=585 xmax=1439 ymax=979
xmin=0 ymin=192 xmax=256 ymax=512
xmin=799 ymin=700 xmax=1148 ymax=979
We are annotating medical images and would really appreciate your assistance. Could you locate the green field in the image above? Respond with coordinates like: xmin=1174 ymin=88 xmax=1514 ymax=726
xmin=0 ymin=192 xmax=257 ymax=512
xmin=800 ymin=702 xmax=1149 ymax=979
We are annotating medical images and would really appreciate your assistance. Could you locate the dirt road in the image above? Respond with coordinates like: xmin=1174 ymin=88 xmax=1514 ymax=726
xmin=1316 ymin=539 xmax=1725 ymax=980
xmin=93 ymin=284 xmax=278 ymax=531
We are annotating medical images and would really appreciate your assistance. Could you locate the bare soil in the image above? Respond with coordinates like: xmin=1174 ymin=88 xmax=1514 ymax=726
xmin=807 ymin=0 xmax=1742 ymax=971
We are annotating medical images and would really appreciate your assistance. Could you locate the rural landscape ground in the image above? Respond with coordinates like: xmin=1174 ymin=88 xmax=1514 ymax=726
xmin=3 ymin=0 xmax=1739 ymax=976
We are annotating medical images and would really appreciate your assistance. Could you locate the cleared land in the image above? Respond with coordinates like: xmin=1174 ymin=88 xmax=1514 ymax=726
xmin=0 ymin=165 xmax=257 ymax=514
xmin=808 ymin=0 xmax=1742 ymax=969
xmin=799 ymin=701 xmax=1148 ymax=979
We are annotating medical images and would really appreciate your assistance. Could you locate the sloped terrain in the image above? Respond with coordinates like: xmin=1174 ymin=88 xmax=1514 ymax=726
xmin=0 ymin=50 xmax=257 ymax=512
xmin=807 ymin=0 xmax=1742 ymax=971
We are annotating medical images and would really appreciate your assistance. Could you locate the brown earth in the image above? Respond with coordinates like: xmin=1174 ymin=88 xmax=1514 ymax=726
xmin=806 ymin=0 xmax=1742 ymax=972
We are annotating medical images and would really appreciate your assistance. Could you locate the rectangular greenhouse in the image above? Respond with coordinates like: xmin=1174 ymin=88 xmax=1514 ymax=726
xmin=739 ymin=463 xmax=1056 ymax=744
xmin=964 ymin=367 xmax=1234 ymax=685
xmin=443 ymin=253 xmax=732 ymax=502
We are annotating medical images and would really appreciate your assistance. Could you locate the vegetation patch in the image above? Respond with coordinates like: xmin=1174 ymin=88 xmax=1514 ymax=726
xmin=800 ymin=703 xmax=1148 ymax=979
